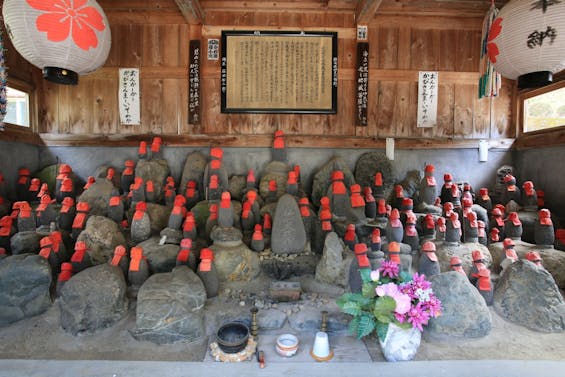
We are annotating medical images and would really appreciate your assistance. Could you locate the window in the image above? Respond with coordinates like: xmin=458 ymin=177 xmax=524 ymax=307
xmin=522 ymin=80 xmax=565 ymax=133
xmin=3 ymin=86 xmax=30 ymax=127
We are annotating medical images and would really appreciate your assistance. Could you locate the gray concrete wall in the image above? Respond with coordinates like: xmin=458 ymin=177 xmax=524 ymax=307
xmin=0 ymin=140 xmax=40 ymax=200
xmin=39 ymin=145 xmax=512 ymax=197
xmin=516 ymin=146 xmax=565 ymax=220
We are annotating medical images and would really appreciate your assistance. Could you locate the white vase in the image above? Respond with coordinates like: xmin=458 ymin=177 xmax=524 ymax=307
xmin=378 ymin=322 xmax=421 ymax=362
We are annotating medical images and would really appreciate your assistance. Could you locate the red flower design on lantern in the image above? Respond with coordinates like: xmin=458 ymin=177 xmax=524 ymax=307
xmin=27 ymin=0 xmax=105 ymax=51
xmin=487 ymin=17 xmax=503 ymax=64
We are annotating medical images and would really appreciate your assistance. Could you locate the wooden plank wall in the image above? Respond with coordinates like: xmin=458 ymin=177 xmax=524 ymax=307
xmin=28 ymin=0 xmax=514 ymax=147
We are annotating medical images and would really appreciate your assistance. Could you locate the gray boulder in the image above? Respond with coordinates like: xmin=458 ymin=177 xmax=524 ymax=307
xmin=135 ymin=159 xmax=170 ymax=202
xmin=271 ymin=194 xmax=307 ymax=255
xmin=77 ymin=216 xmax=126 ymax=264
xmin=132 ymin=266 xmax=206 ymax=344
xmin=258 ymin=161 xmax=290 ymax=202
xmin=136 ymin=237 xmax=180 ymax=274
xmin=425 ymin=271 xmax=492 ymax=340
xmin=146 ymin=203 xmax=172 ymax=235
xmin=489 ymin=240 xmax=565 ymax=289
xmin=59 ymin=264 xmax=128 ymax=335
xmin=354 ymin=152 xmax=394 ymax=199
xmin=312 ymin=156 xmax=356 ymax=207
xmin=10 ymin=231 xmax=42 ymax=255
xmin=494 ymin=260 xmax=565 ymax=333
xmin=0 ymin=254 xmax=52 ymax=327
xmin=77 ymin=180 xmax=115 ymax=216
xmin=211 ymin=241 xmax=261 ymax=282
xmin=228 ymin=175 xmax=247 ymax=202
xmin=315 ymin=232 xmax=352 ymax=288
xmin=179 ymin=151 xmax=207 ymax=195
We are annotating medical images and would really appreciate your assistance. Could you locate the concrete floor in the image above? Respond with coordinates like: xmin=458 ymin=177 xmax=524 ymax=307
xmin=0 ymin=359 xmax=564 ymax=377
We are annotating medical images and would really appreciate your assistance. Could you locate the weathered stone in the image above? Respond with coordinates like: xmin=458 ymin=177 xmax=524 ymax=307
xmin=189 ymin=200 xmax=209 ymax=236
xmin=258 ymin=308 xmax=287 ymax=330
xmin=77 ymin=216 xmax=126 ymax=264
xmin=397 ymin=170 xmax=421 ymax=200
xmin=146 ymin=203 xmax=171 ymax=235
xmin=10 ymin=231 xmax=42 ymax=255
xmin=494 ymin=260 xmax=565 ymax=333
xmin=271 ymin=194 xmax=307 ymax=255
xmin=288 ymin=307 xmax=349 ymax=332
xmin=489 ymin=240 xmax=565 ymax=289
xmin=179 ymin=151 xmax=207 ymax=195
xmin=133 ymin=266 xmax=206 ymax=344
xmin=258 ymin=161 xmax=290 ymax=202
xmin=210 ymin=226 xmax=243 ymax=244
xmin=315 ymin=232 xmax=352 ymax=288
xmin=59 ymin=264 xmax=128 ymax=335
xmin=136 ymin=237 xmax=180 ymax=274
xmin=354 ymin=152 xmax=394 ymax=199
xmin=312 ymin=157 xmax=356 ymax=207
xmin=228 ymin=175 xmax=247 ymax=202
xmin=135 ymin=159 xmax=170 ymax=202
xmin=211 ymin=242 xmax=261 ymax=282
xmin=435 ymin=242 xmax=492 ymax=275
xmin=76 ymin=180 xmax=115 ymax=216
xmin=0 ymin=254 xmax=52 ymax=327
xmin=425 ymin=271 xmax=492 ymax=340
xmin=94 ymin=165 xmax=121 ymax=189
xmin=261 ymin=253 xmax=319 ymax=280
xmin=159 ymin=228 xmax=183 ymax=245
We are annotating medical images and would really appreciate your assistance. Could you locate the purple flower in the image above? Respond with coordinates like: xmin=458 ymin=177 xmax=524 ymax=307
xmin=411 ymin=273 xmax=432 ymax=291
xmin=407 ymin=302 xmax=431 ymax=331
xmin=394 ymin=312 xmax=406 ymax=323
xmin=425 ymin=296 xmax=443 ymax=317
xmin=379 ymin=260 xmax=399 ymax=278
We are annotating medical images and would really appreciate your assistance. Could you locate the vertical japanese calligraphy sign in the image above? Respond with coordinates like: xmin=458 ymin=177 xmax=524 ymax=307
xmin=118 ymin=68 xmax=140 ymax=125
xmin=189 ymin=40 xmax=201 ymax=125
xmin=356 ymin=42 xmax=369 ymax=126
xmin=220 ymin=31 xmax=338 ymax=114
xmin=417 ymin=71 xmax=438 ymax=128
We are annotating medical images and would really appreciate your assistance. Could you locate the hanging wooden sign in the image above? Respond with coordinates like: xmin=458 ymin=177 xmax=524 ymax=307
xmin=118 ymin=68 xmax=140 ymax=125
xmin=189 ymin=40 xmax=201 ymax=125
xmin=417 ymin=71 xmax=438 ymax=128
xmin=356 ymin=42 xmax=369 ymax=126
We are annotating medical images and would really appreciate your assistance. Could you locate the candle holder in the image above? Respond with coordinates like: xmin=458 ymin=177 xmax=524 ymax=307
xmin=250 ymin=306 xmax=259 ymax=339
xmin=320 ymin=310 xmax=328 ymax=333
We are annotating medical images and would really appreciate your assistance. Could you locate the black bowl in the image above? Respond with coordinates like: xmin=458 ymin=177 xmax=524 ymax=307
xmin=216 ymin=322 xmax=250 ymax=354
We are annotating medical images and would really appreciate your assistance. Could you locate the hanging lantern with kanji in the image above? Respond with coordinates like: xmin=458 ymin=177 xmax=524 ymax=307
xmin=487 ymin=0 xmax=565 ymax=89
xmin=2 ymin=0 xmax=112 ymax=85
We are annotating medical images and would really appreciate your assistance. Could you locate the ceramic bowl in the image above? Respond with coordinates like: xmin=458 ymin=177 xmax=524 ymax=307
xmin=216 ymin=322 xmax=249 ymax=354
xmin=275 ymin=333 xmax=299 ymax=357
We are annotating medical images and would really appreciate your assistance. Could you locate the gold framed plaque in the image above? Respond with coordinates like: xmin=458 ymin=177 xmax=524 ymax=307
xmin=221 ymin=31 xmax=338 ymax=114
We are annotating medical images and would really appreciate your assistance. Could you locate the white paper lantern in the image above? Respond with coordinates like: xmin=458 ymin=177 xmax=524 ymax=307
xmin=2 ymin=0 xmax=111 ymax=85
xmin=487 ymin=0 xmax=565 ymax=89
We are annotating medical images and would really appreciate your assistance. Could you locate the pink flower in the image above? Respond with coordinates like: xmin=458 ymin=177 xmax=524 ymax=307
xmin=379 ymin=260 xmax=399 ymax=278
xmin=375 ymin=282 xmax=412 ymax=315
xmin=407 ymin=302 xmax=431 ymax=331
xmin=27 ymin=0 xmax=106 ymax=51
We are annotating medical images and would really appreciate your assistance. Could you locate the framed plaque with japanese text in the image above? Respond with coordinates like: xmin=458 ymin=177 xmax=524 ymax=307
xmin=221 ymin=30 xmax=338 ymax=114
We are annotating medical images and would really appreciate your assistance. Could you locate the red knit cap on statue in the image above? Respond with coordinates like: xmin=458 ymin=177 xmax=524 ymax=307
xmin=444 ymin=173 xmax=452 ymax=182
xmin=209 ymin=175 xmax=219 ymax=189
xmin=539 ymin=209 xmax=552 ymax=225
xmin=374 ymin=172 xmax=383 ymax=186
xmin=210 ymin=159 xmax=221 ymax=170
xmin=472 ymin=250 xmax=484 ymax=262
xmin=210 ymin=147 xmax=223 ymax=160
xmin=479 ymin=188 xmax=489 ymax=200
xmin=425 ymin=165 xmax=434 ymax=173
xmin=200 ymin=248 xmax=214 ymax=261
xmin=508 ymin=212 xmax=521 ymax=226
xmin=502 ymin=238 xmax=515 ymax=249
xmin=287 ymin=171 xmax=297 ymax=185
xmin=421 ymin=241 xmax=438 ymax=261
xmin=180 ymin=238 xmax=192 ymax=249
xmin=387 ymin=242 xmax=401 ymax=264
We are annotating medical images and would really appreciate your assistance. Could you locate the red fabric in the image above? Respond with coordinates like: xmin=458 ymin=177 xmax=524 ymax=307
xmin=300 ymin=205 xmax=310 ymax=217
xmin=507 ymin=184 xmax=516 ymax=192
xmin=252 ymin=230 xmax=263 ymax=241
xmin=478 ymin=227 xmax=486 ymax=237
xmin=269 ymin=180 xmax=277 ymax=191
xmin=109 ymin=197 xmax=121 ymax=206
xmin=106 ymin=169 xmax=115 ymax=180
xmin=377 ymin=199 xmax=387 ymax=214
xmin=177 ymin=249 xmax=190 ymax=263
xmin=209 ymin=175 xmax=219 ymax=189
xmin=505 ymin=248 xmax=518 ymax=260
xmin=388 ymin=252 xmax=400 ymax=264
xmin=145 ymin=181 xmax=154 ymax=193
xmin=151 ymin=141 xmax=161 ymax=153
xmin=287 ymin=172 xmax=297 ymax=185
xmin=495 ymin=217 xmax=504 ymax=227
xmin=425 ymin=251 xmax=438 ymax=262
xmin=72 ymin=213 xmax=87 ymax=229
xmin=123 ymin=167 xmax=134 ymax=176
xmin=61 ymin=178 xmax=74 ymax=192
xmin=19 ymin=208 xmax=32 ymax=218
xmin=426 ymin=176 xmax=436 ymax=186
xmin=394 ymin=186 xmax=403 ymax=198
xmin=374 ymin=173 xmax=382 ymax=186
xmin=0 ymin=226 xmax=11 ymax=236
xmin=274 ymin=138 xmax=285 ymax=149
xmin=18 ymin=176 xmax=29 ymax=185
xmin=247 ymin=170 xmax=256 ymax=183
xmin=185 ymin=188 xmax=196 ymax=198
xmin=200 ymin=248 xmax=214 ymax=261
xmin=210 ymin=159 xmax=221 ymax=170
xmin=390 ymin=219 xmax=401 ymax=228
xmin=129 ymin=248 xmax=144 ymax=272
xmin=138 ymin=142 xmax=147 ymax=154
xmin=71 ymin=250 xmax=85 ymax=263
xmin=263 ymin=214 xmax=272 ymax=229
xmin=322 ymin=220 xmax=332 ymax=231
xmin=29 ymin=179 xmax=40 ymax=191
xmin=111 ymin=254 xmax=123 ymax=266
xmin=133 ymin=210 xmax=145 ymax=221
xmin=344 ymin=228 xmax=356 ymax=241
xmin=331 ymin=182 xmax=346 ymax=195
xmin=199 ymin=259 xmax=212 ymax=272
xmin=508 ymin=213 xmax=521 ymax=226
xmin=58 ymin=270 xmax=72 ymax=282
xmin=478 ymin=272 xmax=491 ymax=291
xmin=210 ymin=147 xmax=223 ymax=160
xmin=350 ymin=194 xmax=365 ymax=208
xmin=357 ymin=254 xmax=370 ymax=268
xmin=425 ymin=216 xmax=435 ymax=229
xmin=76 ymin=202 xmax=90 ymax=212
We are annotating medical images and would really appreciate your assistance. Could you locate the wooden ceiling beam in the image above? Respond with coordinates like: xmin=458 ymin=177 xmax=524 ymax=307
xmin=174 ymin=0 xmax=205 ymax=24
xmin=356 ymin=0 xmax=383 ymax=24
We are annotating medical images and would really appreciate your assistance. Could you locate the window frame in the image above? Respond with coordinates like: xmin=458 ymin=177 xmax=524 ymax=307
xmin=1 ymin=76 xmax=36 ymax=133
xmin=518 ymin=78 xmax=565 ymax=136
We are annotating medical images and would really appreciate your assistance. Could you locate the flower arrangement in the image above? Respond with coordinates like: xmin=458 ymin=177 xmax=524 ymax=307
xmin=337 ymin=261 xmax=442 ymax=340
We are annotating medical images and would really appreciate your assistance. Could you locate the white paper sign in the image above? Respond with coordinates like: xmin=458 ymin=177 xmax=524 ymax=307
xmin=119 ymin=68 xmax=140 ymax=125
xmin=417 ymin=71 xmax=438 ymax=128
